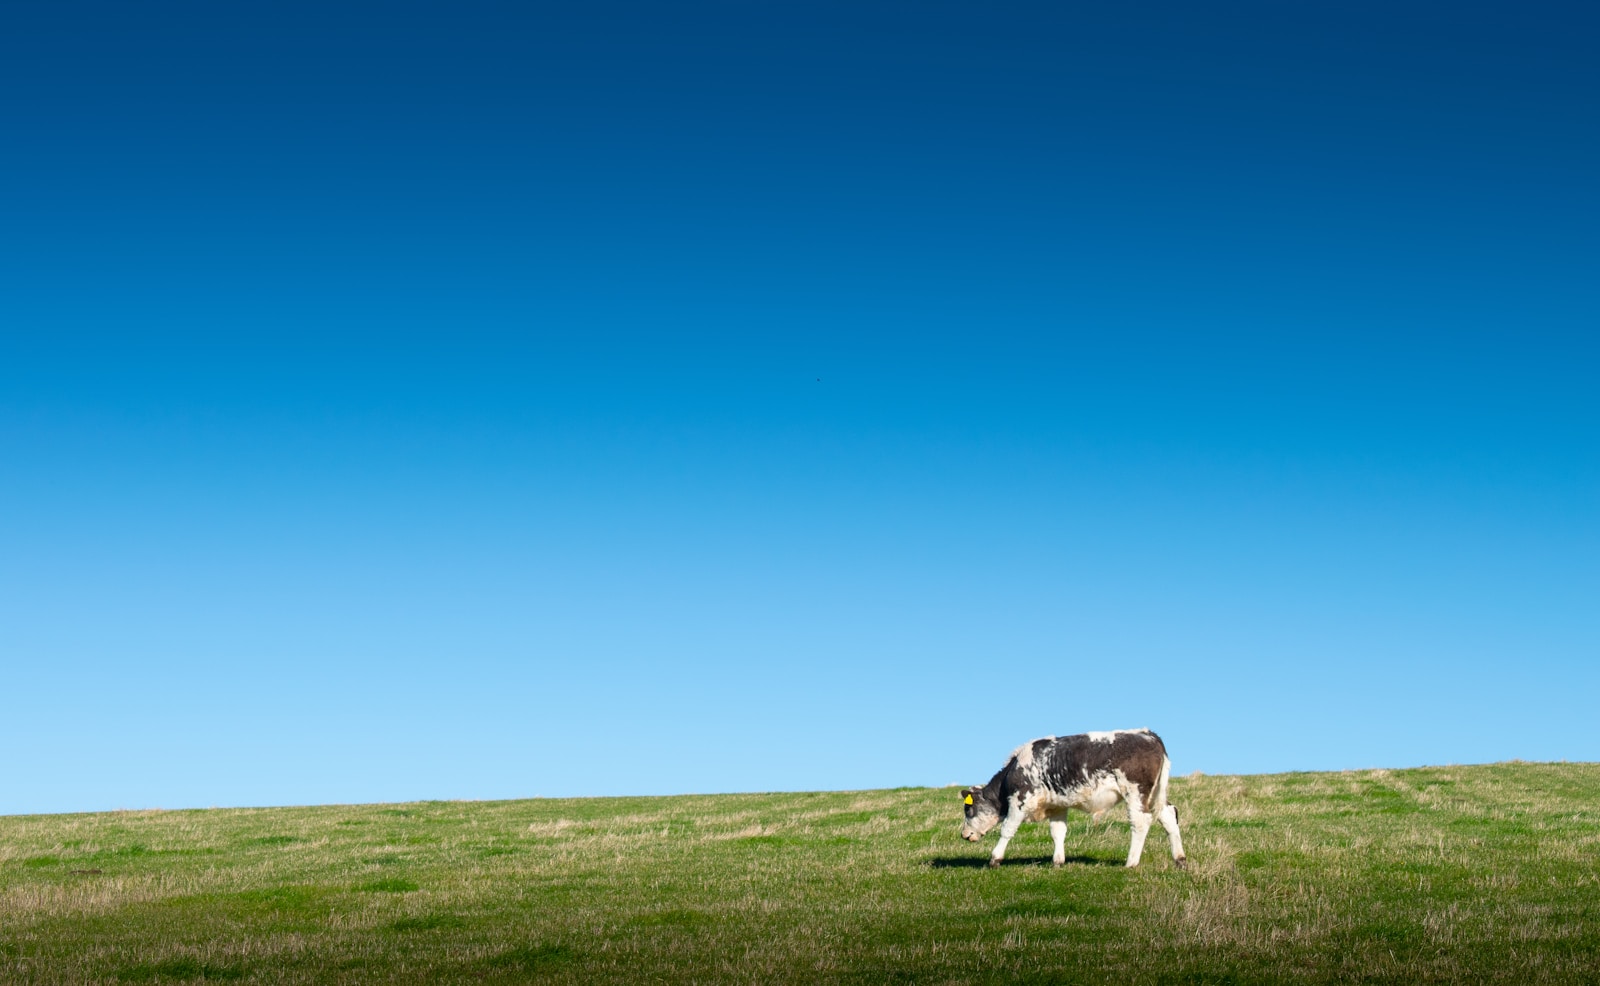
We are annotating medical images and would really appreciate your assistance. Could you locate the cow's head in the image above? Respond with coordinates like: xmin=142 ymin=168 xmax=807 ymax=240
xmin=958 ymin=787 xmax=1001 ymax=841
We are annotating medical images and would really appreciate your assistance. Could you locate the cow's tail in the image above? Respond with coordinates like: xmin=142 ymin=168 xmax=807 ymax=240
xmin=1147 ymin=754 xmax=1172 ymax=815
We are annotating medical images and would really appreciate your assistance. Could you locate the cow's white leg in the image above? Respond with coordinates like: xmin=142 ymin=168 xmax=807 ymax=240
xmin=989 ymin=812 xmax=1025 ymax=867
xmin=1048 ymin=818 xmax=1067 ymax=866
xmin=1125 ymin=805 xmax=1153 ymax=867
xmin=1158 ymin=804 xmax=1188 ymax=868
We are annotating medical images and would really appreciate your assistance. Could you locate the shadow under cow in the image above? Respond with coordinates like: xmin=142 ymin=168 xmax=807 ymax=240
xmin=925 ymin=854 xmax=1118 ymax=869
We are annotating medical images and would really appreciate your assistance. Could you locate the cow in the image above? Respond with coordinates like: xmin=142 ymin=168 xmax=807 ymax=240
xmin=959 ymin=728 xmax=1187 ymax=869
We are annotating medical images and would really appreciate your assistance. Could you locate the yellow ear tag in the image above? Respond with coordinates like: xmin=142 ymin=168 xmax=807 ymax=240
xmin=963 ymin=794 xmax=973 ymax=805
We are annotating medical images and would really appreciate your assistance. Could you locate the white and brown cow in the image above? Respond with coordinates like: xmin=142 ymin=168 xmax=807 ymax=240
xmin=959 ymin=728 xmax=1187 ymax=869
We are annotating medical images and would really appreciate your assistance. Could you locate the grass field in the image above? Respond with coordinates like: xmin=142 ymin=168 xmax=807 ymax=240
xmin=2 ymin=762 xmax=1598 ymax=984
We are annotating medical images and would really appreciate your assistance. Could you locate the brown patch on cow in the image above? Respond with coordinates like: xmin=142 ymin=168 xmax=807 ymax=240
xmin=1119 ymin=746 xmax=1165 ymax=811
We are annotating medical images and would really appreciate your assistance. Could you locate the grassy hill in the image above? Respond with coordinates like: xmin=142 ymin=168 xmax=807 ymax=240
xmin=2 ymin=762 xmax=1597 ymax=984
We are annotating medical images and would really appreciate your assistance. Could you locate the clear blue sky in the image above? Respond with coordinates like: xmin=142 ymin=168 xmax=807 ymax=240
xmin=3 ymin=1 xmax=1596 ymax=815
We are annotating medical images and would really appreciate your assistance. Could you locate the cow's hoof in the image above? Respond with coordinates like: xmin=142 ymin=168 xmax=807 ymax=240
xmin=987 ymin=858 xmax=1002 ymax=869
xmin=1174 ymin=856 xmax=1189 ymax=871
xmin=1052 ymin=858 xmax=1065 ymax=868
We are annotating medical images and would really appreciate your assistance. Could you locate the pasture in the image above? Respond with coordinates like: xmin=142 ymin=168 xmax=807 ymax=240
xmin=2 ymin=762 xmax=1597 ymax=984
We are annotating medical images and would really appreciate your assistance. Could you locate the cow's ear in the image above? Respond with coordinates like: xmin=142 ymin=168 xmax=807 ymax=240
xmin=962 ymin=792 xmax=974 ymax=806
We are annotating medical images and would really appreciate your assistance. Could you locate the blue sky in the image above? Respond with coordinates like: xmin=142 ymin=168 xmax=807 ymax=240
xmin=3 ymin=1 xmax=1596 ymax=814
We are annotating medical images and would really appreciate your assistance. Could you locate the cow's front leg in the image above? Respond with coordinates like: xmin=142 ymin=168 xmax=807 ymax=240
xmin=1048 ymin=818 xmax=1067 ymax=866
xmin=988 ymin=811 xmax=1025 ymax=867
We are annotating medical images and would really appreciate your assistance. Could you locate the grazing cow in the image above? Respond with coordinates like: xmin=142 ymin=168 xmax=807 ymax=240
xmin=959 ymin=728 xmax=1187 ymax=869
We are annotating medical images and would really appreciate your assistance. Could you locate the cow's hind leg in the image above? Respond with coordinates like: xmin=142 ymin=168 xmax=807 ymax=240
xmin=1159 ymin=804 xmax=1188 ymax=869
xmin=1049 ymin=818 xmax=1067 ymax=867
xmin=1125 ymin=804 xmax=1153 ymax=867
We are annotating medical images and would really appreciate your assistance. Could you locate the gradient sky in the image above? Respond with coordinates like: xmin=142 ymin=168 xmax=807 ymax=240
xmin=3 ymin=1 xmax=1597 ymax=815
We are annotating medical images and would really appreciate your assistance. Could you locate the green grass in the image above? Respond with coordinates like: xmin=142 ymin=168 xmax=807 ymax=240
xmin=2 ymin=762 xmax=1597 ymax=983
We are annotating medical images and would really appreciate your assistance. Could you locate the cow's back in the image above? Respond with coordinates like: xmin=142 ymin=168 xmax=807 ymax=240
xmin=1037 ymin=729 xmax=1167 ymax=803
